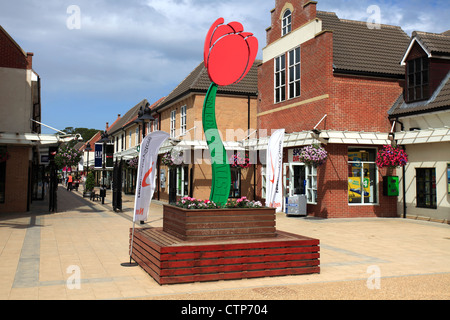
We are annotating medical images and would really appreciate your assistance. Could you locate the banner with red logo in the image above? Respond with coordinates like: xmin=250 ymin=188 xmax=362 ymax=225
xmin=265 ymin=129 xmax=285 ymax=213
xmin=133 ymin=131 xmax=169 ymax=222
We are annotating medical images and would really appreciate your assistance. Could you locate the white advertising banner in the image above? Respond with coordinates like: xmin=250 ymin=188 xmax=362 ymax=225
xmin=266 ymin=129 xmax=285 ymax=212
xmin=133 ymin=131 xmax=169 ymax=222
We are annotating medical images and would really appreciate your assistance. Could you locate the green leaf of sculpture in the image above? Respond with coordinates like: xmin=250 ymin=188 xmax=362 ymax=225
xmin=202 ymin=83 xmax=231 ymax=206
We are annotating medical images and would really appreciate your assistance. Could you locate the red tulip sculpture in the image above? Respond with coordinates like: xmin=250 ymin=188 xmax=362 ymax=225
xmin=202 ymin=18 xmax=258 ymax=206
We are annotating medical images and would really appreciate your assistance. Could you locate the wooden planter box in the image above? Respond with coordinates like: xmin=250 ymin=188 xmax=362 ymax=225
xmin=130 ymin=227 xmax=320 ymax=285
xmin=163 ymin=204 xmax=277 ymax=241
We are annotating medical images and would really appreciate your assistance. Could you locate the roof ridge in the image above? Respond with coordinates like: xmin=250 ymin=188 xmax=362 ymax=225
xmin=338 ymin=17 xmax=403 ymax=29
xmin=414 ymin=30 xmax=450 ymax=39
xmin=317 ymin=10 xmax=402 ymax=29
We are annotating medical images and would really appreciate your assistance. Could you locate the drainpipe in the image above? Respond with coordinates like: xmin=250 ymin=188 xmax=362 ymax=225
xmin=396 ymin=118 xmax=407 ymax=219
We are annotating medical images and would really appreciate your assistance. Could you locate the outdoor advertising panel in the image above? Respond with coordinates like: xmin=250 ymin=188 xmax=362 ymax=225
xmin=94 ymin=143 xmax=103 ymax=169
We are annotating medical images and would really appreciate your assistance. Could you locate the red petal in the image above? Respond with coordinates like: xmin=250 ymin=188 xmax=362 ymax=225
xmin=210 ymin=24 xmax=236 ymax=47
xmin=227 ymin=21 xmax=244 ymax=33
xmin=235 ymin=35 xmax=258 ymax=83
xmin=204 ymin=18 xmax=224 ymax=68
xmin=239 ymin=32 xmax=253 ymax=39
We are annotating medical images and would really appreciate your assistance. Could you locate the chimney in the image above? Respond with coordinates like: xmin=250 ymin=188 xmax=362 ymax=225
xmin=26 ymin=52 xmax=34 ymax=70
xmin=303 ymin=1 xmax=318 ymax=21
xmin=106 ymin=122 xmax=109 ymax=131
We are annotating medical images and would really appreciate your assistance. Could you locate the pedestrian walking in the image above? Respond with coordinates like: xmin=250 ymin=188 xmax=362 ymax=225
xmin=67 ymin=174 xmax=73 ymax=191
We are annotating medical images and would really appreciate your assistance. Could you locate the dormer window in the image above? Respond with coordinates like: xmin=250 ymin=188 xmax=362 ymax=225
xmin=282 ymin=9 xmax=292 ymax=36
xmin=407 ymin=57 xmax=429 ymax=102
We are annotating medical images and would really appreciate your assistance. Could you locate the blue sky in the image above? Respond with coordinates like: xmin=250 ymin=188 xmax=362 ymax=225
xmin=1 ymin=0 xmax=448 ymax=134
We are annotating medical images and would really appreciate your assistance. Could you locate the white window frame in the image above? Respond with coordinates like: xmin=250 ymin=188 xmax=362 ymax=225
xmin=306 ymin=165 xmax=317 ymax=204
xmin=153 ymin=118 xmax=159 ymax=132
xmin=282 ymin=9 xmax=292 ymax=36
xmin=129 ymin=130 xmax=132 ymax=148
xmin=176 ymin=166 xmax=189 ymax=197
xmin=180 ymin=105 xmax=187 ymax=136
xmin=261 ymin=166 xmax=267 ymax=199
xmin=348 ymin=148 xmax=379 ymax=205
xmin=284 ymin=163 xmax=317 ymax=205
xmin=170 ymin=110 xmax=176 ymax=138
xmin=274 ymin=54 xmax=286 ymax=103
xmin=288 ymin=46 xmax=301 ymax=99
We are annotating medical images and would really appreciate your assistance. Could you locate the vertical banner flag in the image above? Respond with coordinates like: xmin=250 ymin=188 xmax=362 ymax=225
xmin=266 ymin=129 xmax=285 ymax=213
xmin=133 ymin=131 xmax=169 ymax=222
xmin=94 ymin=143 xmax=103 ymax=169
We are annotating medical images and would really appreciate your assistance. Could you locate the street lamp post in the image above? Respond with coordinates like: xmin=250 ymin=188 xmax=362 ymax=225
xmin=134 ymin=102 xmax=155 ymax=142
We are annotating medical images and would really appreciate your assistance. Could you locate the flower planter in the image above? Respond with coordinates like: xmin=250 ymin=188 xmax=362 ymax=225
xmin=163 ymin=204 xmax=276 ymax=241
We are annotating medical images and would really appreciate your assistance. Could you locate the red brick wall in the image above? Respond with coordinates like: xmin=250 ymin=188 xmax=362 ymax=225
xmin=330 ymin=75 xmax=404 ymax=132
xmin=310 ymin=144 xmax=397 ymax=218
xmin=0 ymin=28 xmax=31 ymax=69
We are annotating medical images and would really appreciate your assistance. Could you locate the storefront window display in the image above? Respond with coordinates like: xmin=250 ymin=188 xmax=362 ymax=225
xmin=348 ymin=148 xmax=378 ymax=204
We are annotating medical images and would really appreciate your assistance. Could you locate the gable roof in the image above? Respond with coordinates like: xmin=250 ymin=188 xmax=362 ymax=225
xmin=400 ymin=30 xmax=450 ymax=65
xmin=157 ymin=60 xmax=260 ymax=110
xmin=79 ymin=131 xmax=103 ymax=151
xmin=388 ymin=72 xmax=450 ymax=117
xmin=106 ymin=98 xmax=165 ymax=135
xmin=317 ymin=11 xmax=410 ymax=77
xmin=106 ymin=100 xmax=147 ymax=135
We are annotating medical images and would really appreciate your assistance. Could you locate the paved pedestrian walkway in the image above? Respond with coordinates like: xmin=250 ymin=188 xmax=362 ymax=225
xmin=0 ymin=185 xmax=449 ymax=300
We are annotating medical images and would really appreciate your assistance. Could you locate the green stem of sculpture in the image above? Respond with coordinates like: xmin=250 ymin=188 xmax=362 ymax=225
xmin=202 ymin=82 xmax=231 ymax=206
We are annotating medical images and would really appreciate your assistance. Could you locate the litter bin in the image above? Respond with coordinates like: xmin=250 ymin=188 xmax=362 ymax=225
xmin=285 ymin=195 xmax=307 ymax=216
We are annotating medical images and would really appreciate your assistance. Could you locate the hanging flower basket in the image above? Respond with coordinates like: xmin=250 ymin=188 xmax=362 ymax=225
xmin=54 ymin=146 xmax=82 ymax=170
xmin=299 ymin=144 xmax=328 ymax=167
xmin=376 ymin=145 xmax=408 ymax=169
xmin=162 ymin=150 xmax=184 ymax=167
xmin=229 ymin=152 xmax=251 ymax=169
xmin=127 ymin=157 xmax=139 ymax=169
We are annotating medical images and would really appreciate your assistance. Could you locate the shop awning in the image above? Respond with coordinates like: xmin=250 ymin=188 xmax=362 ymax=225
xmin=0 ymin=132 xmax=80 ymax=146
xmin=318 ymin=130 xmax=391 ymax=145
xmin=394 ymin=127 xmax=450 ymax=145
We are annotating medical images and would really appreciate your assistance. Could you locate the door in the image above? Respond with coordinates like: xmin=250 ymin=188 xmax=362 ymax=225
xmin=283 ymin=163 xmax=306 ymax=211
xmin=169 ymin=167 xmax=177 ymax=204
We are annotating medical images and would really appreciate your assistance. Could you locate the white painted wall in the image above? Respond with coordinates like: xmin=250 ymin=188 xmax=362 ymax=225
xmin=0 ymin=67 xmax=33 ymax=133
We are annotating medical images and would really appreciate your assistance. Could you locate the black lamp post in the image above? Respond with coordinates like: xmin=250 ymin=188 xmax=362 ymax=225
xmin=134 ymin=102 xmax=155 ymax=142
xmin=98 ymin=132 xmax=111 ymax=204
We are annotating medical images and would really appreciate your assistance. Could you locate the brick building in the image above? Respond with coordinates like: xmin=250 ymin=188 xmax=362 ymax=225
xmin=255 ymin=0 xmax=410 ymax=218
xmin=0 ymin=26 xmax=77 ymax=213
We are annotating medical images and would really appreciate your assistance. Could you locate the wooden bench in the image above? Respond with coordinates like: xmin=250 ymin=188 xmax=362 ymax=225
xmin=90 ymin=191 xmax=101 ymax=201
